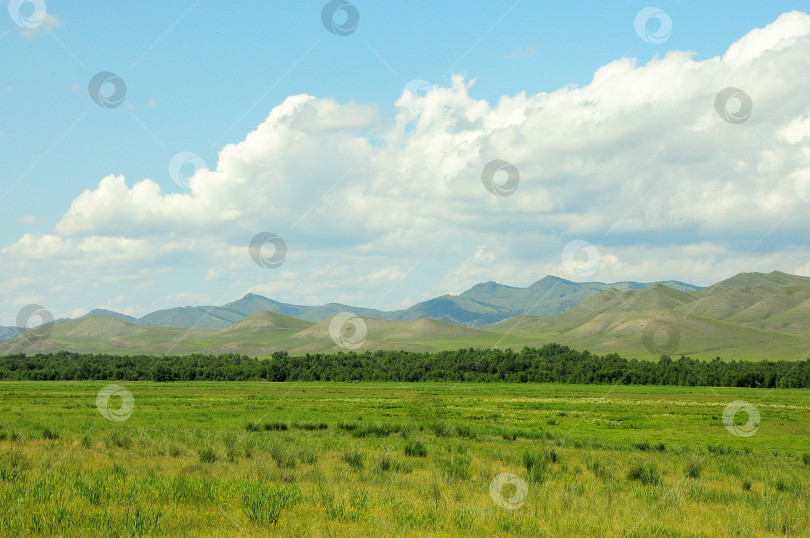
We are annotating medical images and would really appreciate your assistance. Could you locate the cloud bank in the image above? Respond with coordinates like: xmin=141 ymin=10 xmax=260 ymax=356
xmin=3 ymin=11 xmax=810 ymax=320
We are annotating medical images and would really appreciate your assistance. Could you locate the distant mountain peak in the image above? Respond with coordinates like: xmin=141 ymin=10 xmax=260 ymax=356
xmin=529 ymin=275 xmax=576 ymax=289
xmin=464 ymin=281 xmax=506 ymax=293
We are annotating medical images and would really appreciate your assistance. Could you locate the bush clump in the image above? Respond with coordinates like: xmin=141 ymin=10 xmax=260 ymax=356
xmin=404 ymin=440 xmax=427 ymax=457
xmin=627 ymin=464 xmax=661 ymax=485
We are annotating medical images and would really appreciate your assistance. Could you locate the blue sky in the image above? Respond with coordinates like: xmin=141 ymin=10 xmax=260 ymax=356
xmin=1 ymin=1 xmax=810 ymax=325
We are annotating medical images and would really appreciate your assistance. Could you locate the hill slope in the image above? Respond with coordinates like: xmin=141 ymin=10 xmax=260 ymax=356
xmin=4 ymin=271 xmax=809 ymax=361
xmin=63 ymin=275 xmax=701 ymax=333
xmin=487 ymin=271 xmax=810 ymax=360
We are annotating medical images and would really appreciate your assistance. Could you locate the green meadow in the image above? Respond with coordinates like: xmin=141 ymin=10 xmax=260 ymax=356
xmin=1 ymin=381 xmax=808 ymax=536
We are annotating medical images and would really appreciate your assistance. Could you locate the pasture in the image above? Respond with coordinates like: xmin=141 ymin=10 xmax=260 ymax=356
xmin=0 ymin=381 xmax=808 ymax=536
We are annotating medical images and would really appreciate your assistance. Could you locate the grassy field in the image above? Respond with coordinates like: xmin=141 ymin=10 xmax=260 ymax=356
xmin=0 ymin=381 xmax=808 ymax=536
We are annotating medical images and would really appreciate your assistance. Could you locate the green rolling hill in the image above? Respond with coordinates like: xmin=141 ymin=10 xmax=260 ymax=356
xmin=2 ymin=271 xmax=809 ymax=361
xmin=52 ymin=275 xmax=702 ymax=331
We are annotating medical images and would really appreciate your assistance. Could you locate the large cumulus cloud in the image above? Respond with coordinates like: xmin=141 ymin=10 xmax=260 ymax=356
xmin=3 ymin=11 xmax=810 ymax=319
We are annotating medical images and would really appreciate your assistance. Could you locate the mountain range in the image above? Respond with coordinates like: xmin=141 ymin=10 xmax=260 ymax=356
xmin=1 ymin=274 xmax=700 ymax=335
xmin=3 ymin=271 xmax=810 ymax=361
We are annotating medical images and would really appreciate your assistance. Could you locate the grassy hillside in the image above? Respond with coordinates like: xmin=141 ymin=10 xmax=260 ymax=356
xmin=58 ymin=275 xmax=704 ymax=331
xmin=487 ymin=272 xmax=810 ymax=360
xmin=4 ymin=271 xmax=810 ymax=360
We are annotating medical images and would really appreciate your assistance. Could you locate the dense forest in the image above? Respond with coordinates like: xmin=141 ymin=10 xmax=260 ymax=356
xmin=1 ymin=345 xmax=809 ymax=387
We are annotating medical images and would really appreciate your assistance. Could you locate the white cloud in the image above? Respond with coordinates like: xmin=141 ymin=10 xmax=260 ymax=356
xmin=19 ymin=14 xmax=62 ymax=40
xmin=3 ymin=12 xmax=810 ymax=320
xmin=14 ymin=215 xmax=39 ymax=226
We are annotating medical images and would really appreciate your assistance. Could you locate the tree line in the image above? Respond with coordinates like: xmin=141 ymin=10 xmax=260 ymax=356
xmin=1 ymin=345 xmax=809 ymax=387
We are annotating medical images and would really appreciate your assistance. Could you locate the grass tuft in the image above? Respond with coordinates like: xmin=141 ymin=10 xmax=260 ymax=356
xmin=627 ymin=463 xmax=661 ymax=486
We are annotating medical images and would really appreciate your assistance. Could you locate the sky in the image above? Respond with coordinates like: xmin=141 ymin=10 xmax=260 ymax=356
xmin=1 ymin=0 xmax=810 ymax=326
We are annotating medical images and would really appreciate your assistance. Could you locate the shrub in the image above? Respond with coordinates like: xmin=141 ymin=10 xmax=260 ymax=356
xmin=456 ymin=424 xmax=476 ymax=439
xmin=245 ymin=423 xmax=260 ymax=432
xmin=685 ymin=459 xmax=701 ymax=479
xmin=198 ymin=447 xmax=217 ymax=464
xmin=742 ymin=479 xmax=752 ymax=491
xmin=350 ymin=423 xmax=401 ymax=438
xmin=378 ymin=454 xmax=392 ymax=472
xmin=634 ymin=441 xmax=651 ymax=451
xmin=546 ymin=418 xmax=558 ymax=426
xmin=42 ymin=427 xmax=59 ymax=440
xmin=523 ymin=451 xmax=544 ymax=472
xmin=404 ymin=441 xmax=427 ymax=457
xmin=295 ymin=422 xmax=327 ymax=431
xmin=523 ymin=449 xmax=554 ymax=483
xmin=374 ymin=454 xmax=411 ymax=474
xmin=337 ymin=421 xmax=358 ymax=431
xmin=263 ymin=422 xmax=288 ymax=431
xmin=343 ymin=450 xmax=364 ymax=471
xmin=433 ymin=423 xmax=454 ymax=437
xmin=627 ymin=464 xmax=661 ymax=486
xmin=802 ymin=453 xmax=810 ymax=466
xmin=270 ymin=446 xmax=296 ymax=469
